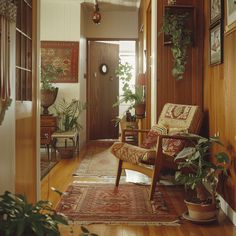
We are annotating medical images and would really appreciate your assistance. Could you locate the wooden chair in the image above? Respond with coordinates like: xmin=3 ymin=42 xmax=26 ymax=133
xmin=110 ymin=103 xmax=202 ymax=200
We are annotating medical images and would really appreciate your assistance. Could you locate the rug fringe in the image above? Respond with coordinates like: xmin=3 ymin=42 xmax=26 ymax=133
xmin=68 ymin=219 xmax=181 ymax=226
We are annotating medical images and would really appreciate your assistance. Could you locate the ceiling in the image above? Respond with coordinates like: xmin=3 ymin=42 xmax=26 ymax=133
xmin=82 ymin=0 xmax=141 ymax=12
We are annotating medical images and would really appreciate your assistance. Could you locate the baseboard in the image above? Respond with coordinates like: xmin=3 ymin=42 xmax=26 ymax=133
xmin=219 ymin=195 xmax=236 ymax=226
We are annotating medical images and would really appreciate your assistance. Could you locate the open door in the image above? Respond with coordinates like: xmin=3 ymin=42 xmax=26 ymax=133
xmin=88 ymin=41 xmax=119 ymax=140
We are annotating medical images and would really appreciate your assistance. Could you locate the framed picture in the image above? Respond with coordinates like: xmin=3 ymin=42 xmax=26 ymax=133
xmin=210 ymin=0 xmax=223 ymax=25
xmin=41 ymin=41 xmax=79 ymax=83
xmin=226 ymin=0 xmax=236 ymax=31
xmin=210 ymin=22 xmax=223 ymax=65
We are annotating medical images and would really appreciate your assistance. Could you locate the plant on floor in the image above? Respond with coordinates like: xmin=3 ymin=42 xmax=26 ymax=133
xmin=53 ymin=98 xmax=86 ymax=132
xmin=174 ymin=134 xmax=229 ymax=220
xmin=0 ymin=191 xmax=68 ymax=236
xmin=160 ymin=10 xmax=192 ymax=80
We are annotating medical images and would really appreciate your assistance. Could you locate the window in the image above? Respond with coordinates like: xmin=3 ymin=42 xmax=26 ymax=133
xmin=15 ymin=0 xmax=32 ymax=101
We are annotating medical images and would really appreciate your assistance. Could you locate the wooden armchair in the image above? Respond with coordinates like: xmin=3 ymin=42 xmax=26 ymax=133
xmin=110 ymin=103 xmax=202 ymax=200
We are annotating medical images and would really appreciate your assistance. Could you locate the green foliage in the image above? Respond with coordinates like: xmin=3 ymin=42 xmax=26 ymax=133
xmin=53 ymin=98 xmax=86 ymax=132
xmin=174 ymin=135 xmax=229 ymax=202
xmin=160 ymin=10 xmax=192 ymax=80
xmin=41 ymin=64 xmax=63 ymax=91
xmin=0 ymin=191 xmax=68 ymax=236
xmin=113 ymin=59 xmax=144 ymax=110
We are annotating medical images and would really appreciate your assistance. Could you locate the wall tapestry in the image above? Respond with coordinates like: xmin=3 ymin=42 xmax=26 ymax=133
xmin=0 ymin=0 xmax=17 ymax=125
xmin=41 ymin=41 xmax=79 ymax=83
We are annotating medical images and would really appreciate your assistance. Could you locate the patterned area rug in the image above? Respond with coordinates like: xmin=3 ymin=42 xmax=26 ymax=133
xmin=73 ymin=148 xmax=124 ymax=177
xmin=56 ymin=183 xmax=181 ymax=225
xmin=41 ymin=161 xmax=58 ymax=179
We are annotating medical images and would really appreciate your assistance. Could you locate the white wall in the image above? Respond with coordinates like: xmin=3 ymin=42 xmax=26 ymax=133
xmin=40 ymin=0 xmax=87 ymax=146
xmin=85 ymin=10 xmax=138 ymax=39
xmin=0 ymin=24 xmax=16 ymax=194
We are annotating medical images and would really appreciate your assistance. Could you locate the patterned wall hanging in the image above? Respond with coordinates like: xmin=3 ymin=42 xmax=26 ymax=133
xmin=0 ymin=0 xmax=17 ymax=125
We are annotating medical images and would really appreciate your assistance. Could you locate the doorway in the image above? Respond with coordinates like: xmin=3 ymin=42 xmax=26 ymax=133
xmin=87 ymin=40 xmax=137 ymax=141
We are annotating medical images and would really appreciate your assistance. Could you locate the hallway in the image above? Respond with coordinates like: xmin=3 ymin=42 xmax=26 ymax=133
xmin=41 ymin=142 xmax=235 ymax=236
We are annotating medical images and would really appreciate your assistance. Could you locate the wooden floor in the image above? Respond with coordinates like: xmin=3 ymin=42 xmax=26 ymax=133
xmin=41 ymin=142 xmax=236 ymax=236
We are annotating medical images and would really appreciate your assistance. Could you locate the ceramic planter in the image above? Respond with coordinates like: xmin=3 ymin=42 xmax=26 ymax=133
xmin=41 ymin=87 xmax=58 ymax=115
xmin=184 ymin=199 xmax=217 ymax=220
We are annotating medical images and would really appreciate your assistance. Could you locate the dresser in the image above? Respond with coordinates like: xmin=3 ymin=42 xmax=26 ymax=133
xmin=40 ymin=115 xmax=57 ymax=159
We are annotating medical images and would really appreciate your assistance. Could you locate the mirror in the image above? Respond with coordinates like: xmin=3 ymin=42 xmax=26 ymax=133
xmin=99 ymin=63 xmax=109 ymax=75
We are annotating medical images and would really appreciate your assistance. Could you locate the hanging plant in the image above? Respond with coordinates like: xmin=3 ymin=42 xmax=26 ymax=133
xmin=160 ymin=9 xmax=192 ymax=80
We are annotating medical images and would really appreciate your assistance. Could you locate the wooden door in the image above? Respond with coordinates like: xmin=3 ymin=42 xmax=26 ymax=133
xmin=88 ymin=41 xmax=119 ymax=140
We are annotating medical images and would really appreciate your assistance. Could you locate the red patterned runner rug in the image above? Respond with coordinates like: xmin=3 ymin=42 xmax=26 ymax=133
xmin=56 ymin=183 xmax=181 ymax=226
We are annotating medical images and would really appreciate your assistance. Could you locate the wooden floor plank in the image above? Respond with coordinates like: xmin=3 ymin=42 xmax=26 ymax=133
xmin=41 ymin=142 xmax=235 ymax=236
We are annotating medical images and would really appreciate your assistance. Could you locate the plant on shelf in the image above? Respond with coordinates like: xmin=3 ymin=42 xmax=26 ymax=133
xmin=174 ymin=134 xmax=229 ymax=221
xmin=0 ymin=191 xmax=68 ymax=236
xmin=160 ymin=9 xmax=192 ymax=80
xmin=113 ymin=60 xmax=145 ymax=119
xmin=41 ymin=64 xmax=63 ymax=91
xmin=41 ymin=64 xmax=63 ymax=115
xmin=53 ymin=98 xmax=86 ymax=132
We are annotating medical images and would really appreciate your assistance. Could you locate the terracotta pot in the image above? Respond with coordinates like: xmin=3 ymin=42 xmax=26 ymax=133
xmin=184 ymin=199 xmax=217 ymax=220
xmin=41 ymin=88 xmax=58 ymax=115
xmin=134 ymin=102 xmax=146 ymax=118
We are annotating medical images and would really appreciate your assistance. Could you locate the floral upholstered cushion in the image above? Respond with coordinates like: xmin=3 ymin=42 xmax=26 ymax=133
xmin=158 ymin=103 xmax=200 ymax=133
xmin=110 ymin=142 xmax=156 ymax=165
xmin=141 ymin=123 xmax=168 ymax=149
xmin=162 ymin=129 xmax=188 ymax=156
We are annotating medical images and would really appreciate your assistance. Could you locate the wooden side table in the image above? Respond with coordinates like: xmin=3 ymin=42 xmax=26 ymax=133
xmin=40 ymin=115 xmax=57 ymax=160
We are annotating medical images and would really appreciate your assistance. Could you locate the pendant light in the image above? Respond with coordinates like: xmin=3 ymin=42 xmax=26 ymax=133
xmin=92 ymin=0 xmax=101 ymax=24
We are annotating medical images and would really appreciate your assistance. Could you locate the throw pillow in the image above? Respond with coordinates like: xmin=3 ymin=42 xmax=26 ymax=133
xmin=141 ymin=123 xmax=168 ymax=149
xmin=162 ymin=129 xmax=188 ymax=156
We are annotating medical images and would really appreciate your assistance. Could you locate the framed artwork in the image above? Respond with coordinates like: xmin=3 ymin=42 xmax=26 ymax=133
xmin=226 ymin=0 xmax=236 ymax=31
xmin=210 ymin=23 xmax=223 ymax=65
xmin=210 ymin=0 xmax=223 ymax=25
xmin=41 ymin=41 xmax=79 ymax=83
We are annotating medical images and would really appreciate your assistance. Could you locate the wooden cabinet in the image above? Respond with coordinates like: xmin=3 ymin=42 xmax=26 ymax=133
xmin=40 ymin=115 xmax=57 ymax=147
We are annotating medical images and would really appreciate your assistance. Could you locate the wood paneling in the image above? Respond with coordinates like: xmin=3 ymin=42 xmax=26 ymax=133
xmin=156 ymin=0 xmax=204 ymax=116
xmin=203 ymin=1 xmax=236 ymax=210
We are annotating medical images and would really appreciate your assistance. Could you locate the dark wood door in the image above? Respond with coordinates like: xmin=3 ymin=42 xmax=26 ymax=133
xmin=88 ymin=41 xmax=119 ymax=140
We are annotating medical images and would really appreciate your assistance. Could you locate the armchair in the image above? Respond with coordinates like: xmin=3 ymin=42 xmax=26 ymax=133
xmin=110 ymin=103 xmax=202 ymax=200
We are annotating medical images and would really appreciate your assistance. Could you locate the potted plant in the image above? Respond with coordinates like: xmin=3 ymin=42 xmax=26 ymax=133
xmin=53 ymin=98 xmax=86 ymax=158
xmin=53 ymin=98 xmax=86 ymax=132
xmin=113 ymin=60 xmax=146 ymax=119
xmin=174 ymin=134 xmax=229 ymax=221
xmin=160 ymin=9 xmax=192 ymax=80
xmin=41 ymin=64 xmax=63 ymax=115
xmin=0 ymin=191 xmax=68 ymax=236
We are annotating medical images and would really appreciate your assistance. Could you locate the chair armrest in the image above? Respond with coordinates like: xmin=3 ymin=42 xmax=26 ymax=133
xmin=158 ymin=134 xmax=200 ymax=142
xmin=154 ymin=133 xmax=200 ymax=165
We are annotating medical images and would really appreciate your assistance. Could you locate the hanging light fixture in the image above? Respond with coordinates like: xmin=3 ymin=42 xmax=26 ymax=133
xmin=92 ymin=0 xmax=101 ymax=24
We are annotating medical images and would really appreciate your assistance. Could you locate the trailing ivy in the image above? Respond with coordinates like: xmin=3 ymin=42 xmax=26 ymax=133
xmin=160 ymin=10 xmax=192 ymax=80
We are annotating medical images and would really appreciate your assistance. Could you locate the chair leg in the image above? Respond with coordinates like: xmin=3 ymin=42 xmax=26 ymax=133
xmin=149 ymin=165 xmax=161 ymax=200
xmin=115 ymin=159 xmax=123 ymax=187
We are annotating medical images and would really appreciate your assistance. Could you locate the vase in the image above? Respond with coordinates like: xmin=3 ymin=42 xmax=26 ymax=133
xmin=41 ymin=87 xmax=58 ymax=115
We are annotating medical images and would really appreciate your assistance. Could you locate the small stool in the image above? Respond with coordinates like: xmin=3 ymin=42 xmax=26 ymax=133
xmin=51 ymin=130 xmax=78 ymax=158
